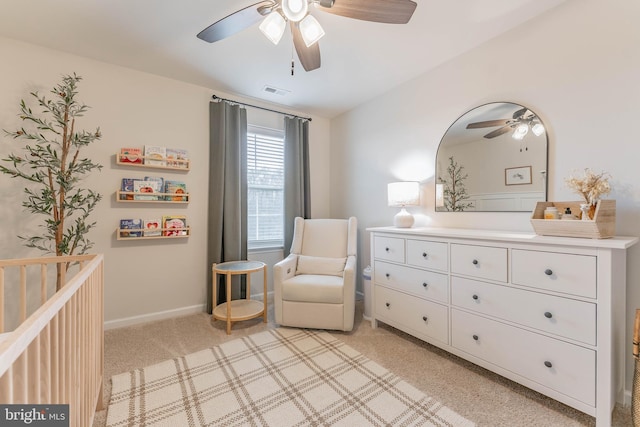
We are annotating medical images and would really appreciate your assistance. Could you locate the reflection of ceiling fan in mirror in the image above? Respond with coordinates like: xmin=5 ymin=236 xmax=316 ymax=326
xmin=197 ymin=0 xmax=417 ymax=73
xmin=466 ymin=107 xmax=545 ymax=142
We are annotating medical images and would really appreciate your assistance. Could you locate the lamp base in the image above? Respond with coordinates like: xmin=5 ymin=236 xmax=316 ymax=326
xmin=394 ymin=208 xmax=414 ymax=228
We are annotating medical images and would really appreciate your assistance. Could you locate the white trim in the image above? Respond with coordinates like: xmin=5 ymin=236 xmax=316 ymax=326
xmin=104 ymin=304 xmax=206 ymax=330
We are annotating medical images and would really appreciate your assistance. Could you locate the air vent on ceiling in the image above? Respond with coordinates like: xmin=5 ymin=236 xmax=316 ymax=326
xmin=263 ymin=85 xmax=290 ymax=96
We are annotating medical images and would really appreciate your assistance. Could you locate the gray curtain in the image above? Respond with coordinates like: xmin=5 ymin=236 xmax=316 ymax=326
xmin=207 ymin=101 xmax=248 ymax=313
xmin=283 ymin=116 xmax=311 ymax=255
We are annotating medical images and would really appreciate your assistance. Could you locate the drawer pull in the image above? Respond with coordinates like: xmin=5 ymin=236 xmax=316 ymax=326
xmin=544 ymin=311 xmax=553 ymax=319
xmin=472 ymin=294 xmax=479 ymax=300
xmin=385 ymin=273 xmax=390 ymax=278
xmin=422 ymin=282 xmax=428 ymax=288
xmin=422 ymin=252 xmax=428 ymax=258
xmin=544 ymin=361 xmax=553 ymax=368
xmin=385 ymin=302 xmax=391 ymax=308
xmin=422 ymin=316 xmax=428 ymax=322
xmin=544 ymin=269 xmax=553 ymax=276
xmin=385 ymin=247 xmax=390 ymax=252
xmin=472 ymin=334 xmax=479 ymax=341
xmin=472 ymin=259 xmax=479 ymax=265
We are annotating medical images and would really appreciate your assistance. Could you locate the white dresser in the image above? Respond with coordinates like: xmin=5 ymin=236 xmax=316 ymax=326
xmin=367 ymin=226 xmax=638 ymax=427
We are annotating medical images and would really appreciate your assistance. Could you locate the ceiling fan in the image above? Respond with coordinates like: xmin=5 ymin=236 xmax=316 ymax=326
xmin=197 ymin=0 xmax=418 ymax=72
xmin=466 ymin=107 xmax=545 ymax=140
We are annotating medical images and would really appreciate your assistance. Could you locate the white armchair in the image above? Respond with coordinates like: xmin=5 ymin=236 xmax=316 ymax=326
xmin=273 ymin=217 xmax=357 ymax=331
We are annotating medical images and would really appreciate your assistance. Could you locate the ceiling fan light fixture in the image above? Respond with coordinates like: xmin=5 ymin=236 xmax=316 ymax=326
xmin=531 ymin=123 xmax=545 ymax=136
xmin=512 ymin=123 xmax=528 ymax=140
xmin=259 ymin=12 xmax=287 ymax=45
xmin=299 ymin=15 xmax=325 ymax=47
xmin=282 ymin=0 xmax=308 ymax=22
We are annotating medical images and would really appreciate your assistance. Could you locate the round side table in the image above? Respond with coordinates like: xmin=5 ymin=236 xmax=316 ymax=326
xmin=211 ymin=260 xmax=267 ymax=334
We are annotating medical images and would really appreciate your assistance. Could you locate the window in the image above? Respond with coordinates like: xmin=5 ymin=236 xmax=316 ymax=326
xmin=247 ymin=125 xmax=285 ymax=249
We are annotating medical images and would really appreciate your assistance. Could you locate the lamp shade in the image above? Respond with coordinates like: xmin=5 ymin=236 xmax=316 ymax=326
xmin=388 ymin=181 xmax=420 ymax=207
xmin=282 ymin=0 xmax=308 ymax=22
xmin=299 ymin=15 xmax=325 ymax=47
xmin=259 ymin=12 xmax=286 ymax=45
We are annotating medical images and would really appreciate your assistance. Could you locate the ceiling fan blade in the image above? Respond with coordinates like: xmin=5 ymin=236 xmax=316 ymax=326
xmin=466 ymin=119 xmax=509 ymax=129
xmin=512 ymin=107 xmax=528 ymax=119
xmin=484 ymin=125 xmax=512 ymax=139
xmin=291 ymin=22 xmax=321 ymax=72
xmin=197 ymin=1 xmax=274 ymax=43
xmin=318 ymin=0 xmax=417 ymax=24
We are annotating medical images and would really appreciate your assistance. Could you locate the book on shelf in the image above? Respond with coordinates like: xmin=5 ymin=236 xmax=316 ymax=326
xmin=144 ymin=145 xmax=167 ymax=166
xmin=119 ymin=147 xmax=142 ymax=164
xmin=164 ymin=180 xmax=187 ymax=201
xmin=133 ymin=179 xmax=160 ymax=201
xmin=144 ymin=176 xmax=164 ymax=200
xmin=166 ymin=147 xmax=189 ymax=168
xmin=119 ymin=219 xmax=142 ymax=238
xmin=120 ymin=178 xmax=135 ymax=200
xmin=162 ymin=215 xmax=188 ymax=236
xmin=143 ymin=218 xmax=162 ymax=237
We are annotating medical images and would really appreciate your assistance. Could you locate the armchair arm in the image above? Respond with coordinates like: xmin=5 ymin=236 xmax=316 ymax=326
xmin=342 ymin=255 xmax=357 ymax=331
xmin=273 ymin=254 xmax=298 ymax=325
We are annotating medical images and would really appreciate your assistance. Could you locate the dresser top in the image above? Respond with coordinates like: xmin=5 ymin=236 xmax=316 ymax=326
xmin=367 ymin=226 xmax=639 ymax=249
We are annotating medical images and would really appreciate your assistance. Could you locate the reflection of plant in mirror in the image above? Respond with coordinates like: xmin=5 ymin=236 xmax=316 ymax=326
xmin=438 ymin=156 xmax=473 ymax=212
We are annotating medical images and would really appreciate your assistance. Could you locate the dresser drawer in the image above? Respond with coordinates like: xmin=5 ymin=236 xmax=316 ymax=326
xmin=451 ymin=309 xmax=595 ymax=406
xmin=451 ymin=276 xmax=595 ymax=345
xmin=451 ymin=244 xmax=507 ymax=282
xmin=406 ymin=239 xmax=448 ymax=272
xmin=375 ymin=285 xmax=448 ymax=344
xmin=512 ymin=249 xmax=596 ymax=299
xmin=374 ymin=261 xmax=448 ymax=303
xmin=374 ymin=236 xmax=405 ymax=263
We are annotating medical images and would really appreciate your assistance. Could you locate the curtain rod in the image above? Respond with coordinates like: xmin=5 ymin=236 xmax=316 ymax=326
xmin=211 ymin=95 xmax=312 ymax=122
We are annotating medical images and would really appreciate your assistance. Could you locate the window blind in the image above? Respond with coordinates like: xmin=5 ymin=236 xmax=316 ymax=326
xmin=247 ymin=125 xmax=284 ymax=249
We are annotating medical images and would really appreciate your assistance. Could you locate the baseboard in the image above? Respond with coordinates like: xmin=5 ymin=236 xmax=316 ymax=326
xmin=104 ymin=304 xmax=206 ymax=330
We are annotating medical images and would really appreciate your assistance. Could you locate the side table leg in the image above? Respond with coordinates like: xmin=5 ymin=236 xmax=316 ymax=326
xmin=226 ymin=273 xmax=232 ymax=335
xmin=263 ymin=265 xmax=268 ymax=323
xmin=211 ymin=264 xmax=217 ymax=322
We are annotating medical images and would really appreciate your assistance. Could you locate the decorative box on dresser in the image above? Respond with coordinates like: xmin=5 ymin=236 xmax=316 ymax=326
xmin=367 ymin=226 xmax=638 ymax=427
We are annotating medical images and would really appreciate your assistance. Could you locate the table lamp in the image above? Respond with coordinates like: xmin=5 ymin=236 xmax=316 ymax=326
xmin=387 ymin=181 xmax=420 ymax=228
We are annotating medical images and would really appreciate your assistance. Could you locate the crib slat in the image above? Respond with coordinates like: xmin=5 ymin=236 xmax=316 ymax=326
xmin=27 ymin=335 xmax=40 ymax=403
xmin=41 ymin=263 xmax=47 ymax=305
xmin=40 ymin=322 xmax=51 ymax=403
xmin=20 ymin=265 xmax=27 ymax=323
xmin=0 ymin=266 xmax=4 ymax=334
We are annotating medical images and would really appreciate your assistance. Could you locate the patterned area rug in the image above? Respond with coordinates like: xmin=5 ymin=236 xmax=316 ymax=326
xmin=106 ymin=328 xmax=475 ymax=427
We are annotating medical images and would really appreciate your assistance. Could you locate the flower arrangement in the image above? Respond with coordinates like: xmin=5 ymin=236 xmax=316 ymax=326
xmin=565 ymin=168 xmax=611 ymax=219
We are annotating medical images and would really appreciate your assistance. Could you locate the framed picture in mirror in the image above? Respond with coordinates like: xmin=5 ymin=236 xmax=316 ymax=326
xmin=505 ymin=166 xmax=532 ymax=186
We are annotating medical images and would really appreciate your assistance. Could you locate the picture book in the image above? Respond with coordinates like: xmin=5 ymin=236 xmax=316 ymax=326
xmin=164 ymin=180 xmax=187 ymax=201
xmin=133 ymin=179 xmax=160 ymax=201
xmin=143 ymin=218 xmax=162 ymax=237
xmin=144 ymin=176 xmax=164 ymax=200
xmin=120 ymin=178 xmax=135 ymax=200
xmin=144 ymin=145 xmax=167 ymax=166
xmin=162 ymin=215 xmax=188 ymax=236
xmin=119 ymin=147 xmax=142 ymax=164
xmin=166 ymin=147 xmax=189 ymax=169
xmin=119 ymin=219 xmax=142 ymax=238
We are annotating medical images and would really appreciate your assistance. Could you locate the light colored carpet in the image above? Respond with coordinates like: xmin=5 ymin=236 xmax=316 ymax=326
xmin=93 ymin=299 xmax=632 ymax=427
xmin=106 ymin=328 xmax=474 ymax=427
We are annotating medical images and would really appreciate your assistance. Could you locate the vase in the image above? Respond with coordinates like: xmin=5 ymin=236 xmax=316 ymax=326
xmin=580 ymin=203 xmax=591 ymax=221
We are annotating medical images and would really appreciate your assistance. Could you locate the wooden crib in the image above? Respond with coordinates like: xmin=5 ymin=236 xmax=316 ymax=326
xmin=0 ymin=254 xmax=104 ymax=427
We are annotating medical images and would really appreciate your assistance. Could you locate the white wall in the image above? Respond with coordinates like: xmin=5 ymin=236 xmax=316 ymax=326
xmin=330 ymin=0 xmax=640 ymax=394
xmin=0 ymin=37 xmax=331 ymax=326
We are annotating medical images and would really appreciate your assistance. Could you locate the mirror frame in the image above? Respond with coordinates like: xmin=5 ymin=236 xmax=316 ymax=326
xmin=435 ymin=102 xmax=549 ymax=212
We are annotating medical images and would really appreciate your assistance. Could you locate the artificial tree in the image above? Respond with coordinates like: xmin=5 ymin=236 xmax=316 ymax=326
xmin=0 ymin=74 xmax=102 ymax=290
xmin=438 ymin=156 xmax=473 ymax=212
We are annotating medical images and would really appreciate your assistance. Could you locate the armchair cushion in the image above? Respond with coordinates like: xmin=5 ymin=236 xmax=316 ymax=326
xmin=296 ymin=255 xmax=346 ymax=277
xmin=281 ymin=274 xmax=345 ymax=304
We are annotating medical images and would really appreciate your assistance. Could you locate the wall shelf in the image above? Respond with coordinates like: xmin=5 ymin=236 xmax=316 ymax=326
xmin=116 ymin=191 xmax=189 ymax=203
xmin=115 ymin=153 xmax=190 ymax=171
xmin=116 ymin=227 xmax=190 ymax=240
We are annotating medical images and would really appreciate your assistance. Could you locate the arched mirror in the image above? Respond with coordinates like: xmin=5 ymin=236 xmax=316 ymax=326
xmin=435 ymin=102 xmax=548 ymax=212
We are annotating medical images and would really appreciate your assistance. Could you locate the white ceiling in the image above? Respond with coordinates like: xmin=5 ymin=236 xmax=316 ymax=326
xmin=0 ymin=0 xmax=565 ymax=118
